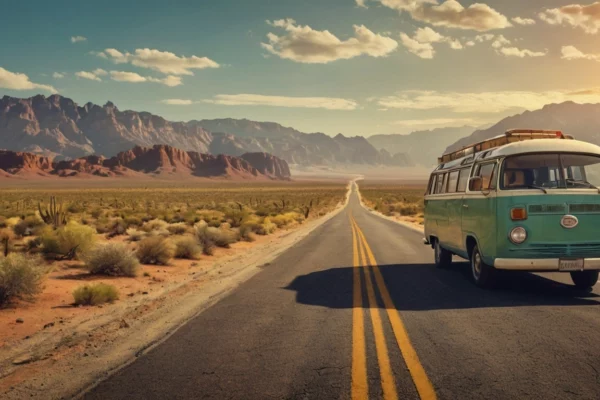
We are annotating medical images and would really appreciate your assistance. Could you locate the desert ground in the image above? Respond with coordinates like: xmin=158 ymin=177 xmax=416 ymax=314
xmin=0 ymin=177 xmax=353 ymax=398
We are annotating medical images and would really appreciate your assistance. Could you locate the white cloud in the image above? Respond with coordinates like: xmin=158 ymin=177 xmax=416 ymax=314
xmin=512 ymin=17 xmax=536 ymax=26
xmin=392 ymin=117 xmax=485 ymax=128
xmin=92 ymin=68 xmax=108 ymax=76
xmin=376 ymin=89 xmax=600 ymax=113
xmin=0 ymin=67 xmax=56 ymax=92
xmin=475 ymin=33 xmax=495 ymax=42
xmin=540 ymin=2 xmax=600 ymax=34
xmin=400 ymin=33 xmax=435 ymax=58
xmin=71 ymin=36 xmax=87 ymax=43
xmin=561 ymin=45 xmax=600 ymax=61
xmin=399 ymin=27 xmax=463 ymax=58
xmin=161 ymin=99 xmax=194 ymax=105
xmin=109 ymin=71 xmax=182 ymax=86
xmin=413 ymin=26 xmax=445 ymax=43
xmin=261 ymin=18 xmax=398 ymax=63
xmin=203 ymin=93 xmax=358 ymax=110
xmin=356 ymin=0 xmax=368 ymax=8
xmin=378 ymin=0 xmax=512 ymax=31
xmin=75 ymin=71 xmax=103 ymax=82
xmin=498 ymin=46 xmax=546 ymax=58
xmin=52 ymin=72 xmax=65 ymax=79
xmin=97 ymin=48 xmax=220 ymax=75
xmin=491 ymin=35 xmax=510 ymax=48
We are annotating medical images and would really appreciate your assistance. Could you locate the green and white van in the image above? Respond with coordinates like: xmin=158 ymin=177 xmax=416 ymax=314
xmin=424 ymin=130 xmax=600 ymax=289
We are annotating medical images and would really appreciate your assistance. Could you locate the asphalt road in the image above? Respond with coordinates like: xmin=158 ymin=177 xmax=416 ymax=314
xmin=84 ymin=185 xmax=600 ymax=400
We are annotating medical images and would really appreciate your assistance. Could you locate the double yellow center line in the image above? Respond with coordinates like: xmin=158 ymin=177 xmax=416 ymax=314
xmin=349 ymin=213 xmax=436 ymax=400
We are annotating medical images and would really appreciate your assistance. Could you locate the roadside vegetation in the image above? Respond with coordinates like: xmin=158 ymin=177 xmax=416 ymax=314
xmin=0 ymin=183 xmax=346 ymax=310
xmin=358 ymin=182 xmax=426 ymax=226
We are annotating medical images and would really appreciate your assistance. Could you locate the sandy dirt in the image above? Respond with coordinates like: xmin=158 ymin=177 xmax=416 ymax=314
xmin=0 ymin=182 xmax=352 ymax=400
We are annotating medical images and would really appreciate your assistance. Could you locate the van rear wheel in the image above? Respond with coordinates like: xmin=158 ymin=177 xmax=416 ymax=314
xmin=434 ymin=239 xmax=452 ymax=269
xmin=470 ymin=245 xmax=496 ymax=288
xmin=570 ymin=271 xmax=599 ymax=289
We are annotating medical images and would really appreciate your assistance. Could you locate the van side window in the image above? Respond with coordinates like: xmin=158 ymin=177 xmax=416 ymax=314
xmin=447 ymin=171 xmax=459 ymax=193
xmin=476 ymin=163 xmax=497 ymax=190
xmin=435 ymin=173 xmax=446 ymax=194
xmin=457 ymin=168 xmax=470 ymax=192
xmin=427 ymin=175 xmax=437 ymax=195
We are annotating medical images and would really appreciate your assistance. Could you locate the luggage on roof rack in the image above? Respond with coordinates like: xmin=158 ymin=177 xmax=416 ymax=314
xmin=438 ymin=129 xmax=574 ymax=164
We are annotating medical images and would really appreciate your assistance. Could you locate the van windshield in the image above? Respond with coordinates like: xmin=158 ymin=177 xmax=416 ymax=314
xmin=501 ymin=153 xmax=600 ymax=190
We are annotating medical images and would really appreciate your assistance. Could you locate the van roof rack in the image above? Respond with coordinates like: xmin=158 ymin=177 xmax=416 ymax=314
xmin=438 ymin=129 xmax=574 ymax=164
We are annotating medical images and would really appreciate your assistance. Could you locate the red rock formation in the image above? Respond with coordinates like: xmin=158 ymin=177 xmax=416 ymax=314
xmin=0 ymin=150 xmax=53 ymax=176
xmin=0 ymin=145 xmax=291 ymax=180
xmin=240 ymin=152 xmax=291 ymax=180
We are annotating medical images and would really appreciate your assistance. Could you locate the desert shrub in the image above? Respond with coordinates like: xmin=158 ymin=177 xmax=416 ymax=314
xmin=107 ymin=219 xmax=127 ymax=238
xmin=124 ymin=216 xmax=143 ymax=228
xmin=0 ymin=229 xmax=15 ymax=256
xmin=5 ymin=217 xmax=21 ymax=228
xmin=13 ymin=215 xmax=44 ymax=237
xmin=25 ymin=236 xmax=43 ymax=252
xmin=142 ymin=219 xmax=169 ymax=233
xmin=136 ymin=236 xmax=174 ymax=265
xmin=0 ymin=216 xmax=7 ymax=228
xmin=85 ymin=243 xmax=139 ymax=277
xmin=42 ymin=222 xmax=96 ymax=259
xmin=194 ymin=222 xmax=215 ymax=255
xmin=66 ymin=203 xmax=85 ymax=213
xmin=261 ymin=218 xmax=277 ymax=234
xmin=224 ymin=207 xmax=250 ymax=228
xmin=196 ymin=225 xmax=240 ymax=248
xmin=148 ymin=228 xmax=171 ymax=237
xmin=270 ymin=212 xmax=303 ymax=228
xmin=167 ymin=223 xmax=188 ymax=235
xmin=174 ymin=237 xmax=202 ymax=260
xmin=0 ymin=254 xmax=46 ymax=306
xmin=73 ymin=283 xmax=118 ymax=306
xmin=126 ymin=228 xmax=146 ymax=242
xmin=90 ymin=208 xmax=103 ymax=219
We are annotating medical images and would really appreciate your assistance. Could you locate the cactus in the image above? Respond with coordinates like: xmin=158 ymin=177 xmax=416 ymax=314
xmin=302 ymin=200 xmax=314 ymax=219
xmin=38 ymin=196 xmax=67 ymax=228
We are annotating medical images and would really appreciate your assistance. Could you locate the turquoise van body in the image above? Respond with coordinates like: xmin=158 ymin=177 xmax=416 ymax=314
xmin=424 ymin=135 xmax=600 ymax=288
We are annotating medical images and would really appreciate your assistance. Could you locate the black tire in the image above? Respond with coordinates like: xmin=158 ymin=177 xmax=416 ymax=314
xmin=434 ymin=239 xmax=452 ymax=269
xmin=470 ymin=245 xmax=496 ymax=288
xmin=570 ymin=270 xmax=599 ymax=289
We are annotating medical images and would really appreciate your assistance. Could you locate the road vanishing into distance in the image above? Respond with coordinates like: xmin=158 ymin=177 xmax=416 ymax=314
xmin=84 ymin=185 xmax=600 ymax=400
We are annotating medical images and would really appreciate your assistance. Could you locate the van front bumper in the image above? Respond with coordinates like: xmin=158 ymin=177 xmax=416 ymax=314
xmin=494 ymin=258 xmax=600 ymax=271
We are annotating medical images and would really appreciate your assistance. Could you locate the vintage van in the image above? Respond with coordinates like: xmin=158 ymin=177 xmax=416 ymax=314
xmin=424 ymin=130 xmax=600 ymax=289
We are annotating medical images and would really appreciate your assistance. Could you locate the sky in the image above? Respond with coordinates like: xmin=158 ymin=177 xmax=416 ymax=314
xmin=2 ymin=0 xmax=600 ymax=136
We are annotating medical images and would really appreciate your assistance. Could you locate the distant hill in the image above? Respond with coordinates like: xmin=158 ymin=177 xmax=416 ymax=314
xmin=0 ymin=94 xmax=412 ymax=167
xmin=0 ymin=144 xmax=291 ymax=180
xmin=368 ymin=126 xmax=476 ymax=167
xmin=445 ymin=102 xmax=600 ymax=153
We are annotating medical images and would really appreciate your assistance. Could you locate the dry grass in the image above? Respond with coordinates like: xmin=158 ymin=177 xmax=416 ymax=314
xmin=73 ymin=283 xmax=119 ymax=306
xmin=358 ymin=182 xmax=426 ymax=225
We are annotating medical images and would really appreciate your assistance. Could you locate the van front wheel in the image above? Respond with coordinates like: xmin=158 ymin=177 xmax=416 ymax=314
xmin=570 ymin=271 xmax=599 ymax=289
xmin=434 ymin=240 xmax=452 ymax=269
xmin=470 ymin=245 xmax=496 ymax=288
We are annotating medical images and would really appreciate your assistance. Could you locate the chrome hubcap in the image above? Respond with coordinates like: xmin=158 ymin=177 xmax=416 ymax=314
xmin=472 ymin=252 xmax=482 ymax=280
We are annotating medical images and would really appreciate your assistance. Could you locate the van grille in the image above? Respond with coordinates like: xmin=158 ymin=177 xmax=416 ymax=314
xmin=510 ymin=243 xmax=600 ymax=258
xmin=528 ymin=204 xmax=566 ymax=214
xmin=570 ymin=204 xmax=600 ymax=213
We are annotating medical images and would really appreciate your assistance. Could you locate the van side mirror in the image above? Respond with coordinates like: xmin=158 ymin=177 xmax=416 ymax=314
xmin=469 ymin=176 xmax=483 ymax=192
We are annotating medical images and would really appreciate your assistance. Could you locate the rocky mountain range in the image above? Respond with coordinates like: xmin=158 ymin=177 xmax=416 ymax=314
xmin=368 ymin=126 xmax=476 ymax=167
xmin=0 ymin=144 xmax=291 ymax=180
xmin=446 ymin=102 xmax=600 ymax=153
xmin=0 ymin=94 xmax=411 ymax=166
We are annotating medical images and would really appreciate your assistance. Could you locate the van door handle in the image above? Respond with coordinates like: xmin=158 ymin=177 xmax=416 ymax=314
xmin=462 ymin=204 xmax=469 ymax=209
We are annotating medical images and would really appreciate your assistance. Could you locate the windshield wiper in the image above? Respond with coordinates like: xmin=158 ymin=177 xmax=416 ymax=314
xmin=526 ymin=185 xmax=547 ymax=194
xmin=566 ymin=179 xmax=600 ymax=193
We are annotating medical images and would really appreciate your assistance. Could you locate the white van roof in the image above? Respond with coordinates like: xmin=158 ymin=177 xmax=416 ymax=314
xmin=489 ymin=138 xmax=600 ymax=158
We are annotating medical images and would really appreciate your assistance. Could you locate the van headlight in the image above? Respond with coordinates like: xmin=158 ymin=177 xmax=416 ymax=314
xmin=509 ymin=227 xmax=527 ymax=244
